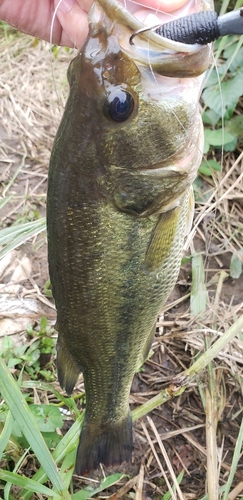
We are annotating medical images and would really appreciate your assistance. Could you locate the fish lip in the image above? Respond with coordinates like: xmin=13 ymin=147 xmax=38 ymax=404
xmin=95 ymin=0 xmax=211 ymax=53
xmin=93 ymin=0 xmax=212 ymax=76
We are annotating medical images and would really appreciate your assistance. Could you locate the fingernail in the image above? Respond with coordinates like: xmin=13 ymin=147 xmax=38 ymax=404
xmin=58 ymin=0 xmax=75 ymax=14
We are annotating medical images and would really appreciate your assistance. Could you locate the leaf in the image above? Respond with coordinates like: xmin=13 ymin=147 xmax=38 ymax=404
xmin=0 ymin=359 xmax=71 ymax=499
xmin=0 ymin=218 xmax=46 ymax=260
xmin=0 ymin=469 xmax=59 ymax=497
xmin=29 ymin=405 xmax=64 ymax=432
xmin=0 ymin=411 xmax=15 ymax=461
xmin=202 ymin=109 xmax=221 ymax=127
xmin=204 ymin=129 xmax=235 ymax=147
xmin=0 ymin=196 xmax=12 ymax=210
xmin=190 ymin=253 xmax=207 ymax=319
xmin=223 ymin=137 xmax=238 ymax=152
xmin=199 ymin=159 xmax=222 ymax=176
xmin=193 ymin=177 xmax=214 ymax=204
xmin=42 ymin=432 xmax=62 ymax=448
xmin=221 ymin=416 xmax=243 ymax=500
xmin=221 ymin=71 xmax=243 ymax=119
xmin=59 ymin=449 xmax=76 ymax=490
xmin=202 ymin=84 xmax=225 ymax=117
xmin=225 ymin=115 xmax=243 ymax=139
xmin=204 ymin=67 xmax=219 ymax=88
xmin=222 ymin=45 xmax=243 ymax=73
xmin=19 ymin=413 xmax=84 ymax=500
xmin=230 ymin=252 xmax=243 ymax=279
xmin=1 ymin=336 xmax=13 ymax=352
xmin=162 ymin=470 xmax=184 ymax=500
xmin=7 ymin=358 xmax=23 ymax=368
xmin=72 ymin=486 xmax=94 ymax=500
xmin=40 ymin=315 xmax=48 ymax=332
xmin=202 ymin=69 xmax=243 ymax=119
xmin=72 ymin=474 xmax=125 ymax=500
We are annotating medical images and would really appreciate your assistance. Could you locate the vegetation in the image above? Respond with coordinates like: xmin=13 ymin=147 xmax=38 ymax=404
xmin=0 ymin=0 xmax=243 ymax=498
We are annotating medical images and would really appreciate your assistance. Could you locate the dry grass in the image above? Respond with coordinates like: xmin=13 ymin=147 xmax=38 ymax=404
xmin=0 ymin=24 xmax=243 ymax=500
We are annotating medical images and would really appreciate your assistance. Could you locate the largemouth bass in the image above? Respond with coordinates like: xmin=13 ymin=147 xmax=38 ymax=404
xmin=47 ymin=0 xmax=213 ymax=475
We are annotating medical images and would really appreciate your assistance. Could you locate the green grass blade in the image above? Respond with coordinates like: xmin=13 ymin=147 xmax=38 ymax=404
xmin=22 ymin=380 xmax=81 ymax=419
xmin=221 ymin=416 xmax=243 ymax=500
xmin=20 ymin=414 xmax=84 ymax=500
xmin=132 ymin=314 xmax=243 ymax=421
xmin=4 ymin=447 xmax=30 ymax=500
xmin=0 ymin=358 xmax=71 ymax=499
xmin=72 ymin=473 xmax=124 ymax=500
xmin=0 ymin=195 xmax=12 ymax=210
xmin=0 ymin=470 xmax=59 ymax=497
xmin=234 ymin=0 xmax=243 ymax=8
xmin=1 ymin=152 xmax=26 ymax=198
xmin=199 ymin=484 xmax=227 ymax=500
xmin=190 ymin=253 xmax=207 ymax=319
xmin=0 ymin=411 xmax=14 ymax=461
xmin=0 ymin=218 xmax=46 ymax=259
xmin=59 ymin=449 xmax=76 ymax=490
xmin=161 ymin=470 xmax=184 ymax=500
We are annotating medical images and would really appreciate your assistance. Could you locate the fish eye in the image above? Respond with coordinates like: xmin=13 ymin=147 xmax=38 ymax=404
xmin=106 ymin=88 xmax=134 ymax=122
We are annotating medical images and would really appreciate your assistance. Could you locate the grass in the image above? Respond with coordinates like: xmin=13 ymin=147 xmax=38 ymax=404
xmin=0 ymin=1 xmax=243 ymax=498
xmin=0 ymin=314 xmax=242 ymax=498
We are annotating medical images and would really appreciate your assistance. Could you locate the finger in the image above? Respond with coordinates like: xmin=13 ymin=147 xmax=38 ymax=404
xmin=55 ymin=0 xmax=92 ymax=47
xmin=0 ymin=0 xmax=54 ymax=40
xmin=131 ymin=0 xmax=190 ymax=13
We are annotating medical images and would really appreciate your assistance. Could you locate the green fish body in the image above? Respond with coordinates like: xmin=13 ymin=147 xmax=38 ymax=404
xmin=47 ymin=0 xmax=212 ymax=475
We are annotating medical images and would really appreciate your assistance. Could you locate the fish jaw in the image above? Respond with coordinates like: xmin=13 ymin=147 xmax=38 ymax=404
xmin=93 ymin=0 xmax=213 ymax=77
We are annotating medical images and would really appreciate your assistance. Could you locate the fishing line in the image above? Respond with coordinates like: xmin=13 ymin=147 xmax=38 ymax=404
xmin=185 ymin=164 xmax=243 ymax=251
xmin=50 ymin=0 xmax=65 ymax=46
xmin=128 ymin=2 xmax=205 ymax=162
xmin=130 ymin=0 xmax=203 ymax=225
xmin=49 ymin=0 xmax=65 ymax=109
xmin=143 ymin=2 xmax=174 ymax=87
xmin=212 ymin=51 xmax=225 ymax=171
xmin=199 ymin=50 xmax=224 ymax=271
xmin=49 ymin=0 xmax=77 ymax=111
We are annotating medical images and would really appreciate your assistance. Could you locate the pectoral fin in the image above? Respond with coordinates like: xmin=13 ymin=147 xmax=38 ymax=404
xmin=144 ymin=206 xmax=180 ymax=272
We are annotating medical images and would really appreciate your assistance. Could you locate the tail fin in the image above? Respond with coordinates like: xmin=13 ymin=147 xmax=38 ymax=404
xmin=75 ymin=413 xmax=133 ymax=475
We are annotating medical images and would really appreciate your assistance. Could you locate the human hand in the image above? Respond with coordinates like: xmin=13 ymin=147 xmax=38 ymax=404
xmin=0 ymin=0 xmax=190 ymax=48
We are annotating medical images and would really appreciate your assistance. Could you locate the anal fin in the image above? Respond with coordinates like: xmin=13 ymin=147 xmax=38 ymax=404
xmin=56 ymin=335 xmax=80 ymax=396
xmin=137 ymin=321 xmax=156 ymax=370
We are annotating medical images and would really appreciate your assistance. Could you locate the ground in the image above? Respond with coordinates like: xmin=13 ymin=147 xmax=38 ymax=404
xmin=0 ymin=26 xmax=243 ymax=500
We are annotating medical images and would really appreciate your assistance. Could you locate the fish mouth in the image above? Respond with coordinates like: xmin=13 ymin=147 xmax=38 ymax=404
xmin=95 ymin=0 xmax=213 ymax=77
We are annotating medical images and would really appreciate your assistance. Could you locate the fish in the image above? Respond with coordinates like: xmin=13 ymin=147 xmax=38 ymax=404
xmin=47 ymin=0 xmax=213 ymax=475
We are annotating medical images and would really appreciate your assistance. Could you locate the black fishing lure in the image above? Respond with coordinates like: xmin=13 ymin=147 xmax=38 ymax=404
xmin=130 ymin=8 xmax=243 ymax=45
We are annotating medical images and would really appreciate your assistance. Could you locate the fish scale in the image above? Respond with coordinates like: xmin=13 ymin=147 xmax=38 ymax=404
xmin=47 ymin=0 xmax=212 ymax=475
